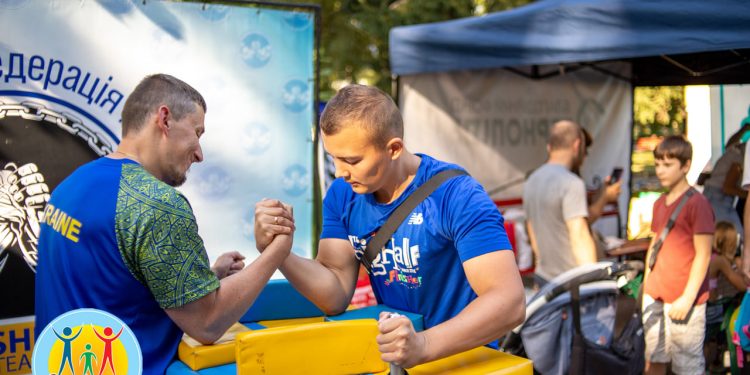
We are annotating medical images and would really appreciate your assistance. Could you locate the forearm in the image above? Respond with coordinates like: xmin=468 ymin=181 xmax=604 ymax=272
xmin=723 ymin=163 xmax=747 ymax=198
xmin=419 ymin=289 xmax=525 ymax=364
xmin=279 ymin=254 xmax=353 ymax=315
xmin=723 ymin=184 xmax=747 ymax=198
xmin=182 ymin=236 xmax=290 ymax=342
xmin=566 ymin=217 xmax=597 ymax=265
xmin=526 ymin=221 xmax=539 ymax=260
xmin=571 ymin=233 xmax=597 ymax=265
xmin=725 ymin=267 xmax=748 ymax=291
xmin=587 ymin=194 xmax=607 ymax=224
xmin=681 ymin=247 xmax=710 ymax=303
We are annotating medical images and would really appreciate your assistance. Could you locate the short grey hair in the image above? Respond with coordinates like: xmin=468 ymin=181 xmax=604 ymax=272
xmin=121 ymin=74 xmax=206 ymax=136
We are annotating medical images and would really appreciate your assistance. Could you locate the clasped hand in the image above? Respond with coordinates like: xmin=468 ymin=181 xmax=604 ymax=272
xmin=254 ymin=198 xmax=295 ymax=252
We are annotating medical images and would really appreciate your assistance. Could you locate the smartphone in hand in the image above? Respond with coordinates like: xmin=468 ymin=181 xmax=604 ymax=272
xmin=610 ymin=167 xmax=624 ymax=183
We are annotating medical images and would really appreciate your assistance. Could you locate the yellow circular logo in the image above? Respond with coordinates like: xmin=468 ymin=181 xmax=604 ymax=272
xmin=32 ymin=309 xmax=142 ymax=375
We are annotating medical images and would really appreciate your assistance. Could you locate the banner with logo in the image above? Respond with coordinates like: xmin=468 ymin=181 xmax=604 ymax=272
xmin=399 ymin=63 xmax=632 ymax=223
xmin=0 ymin=1 xmax=315 ymax=372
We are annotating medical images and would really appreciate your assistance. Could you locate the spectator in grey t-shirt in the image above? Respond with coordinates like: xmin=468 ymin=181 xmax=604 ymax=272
xmin=523 ymin=120 xmax=597 ymax=286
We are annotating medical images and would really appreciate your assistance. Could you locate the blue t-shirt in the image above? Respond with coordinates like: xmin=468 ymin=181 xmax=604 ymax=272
xmin=35 ymin=157 xmax=219 ymax=375
xmin=321 ymin=154 xmax=512 ymax=330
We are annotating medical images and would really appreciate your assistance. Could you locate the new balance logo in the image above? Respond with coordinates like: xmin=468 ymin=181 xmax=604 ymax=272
xmin=407 ymin=213 xmax=423 ymax=225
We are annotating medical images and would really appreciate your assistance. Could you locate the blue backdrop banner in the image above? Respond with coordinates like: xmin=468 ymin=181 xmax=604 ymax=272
xmin=0 ymin=3 xmax=315 ymax=369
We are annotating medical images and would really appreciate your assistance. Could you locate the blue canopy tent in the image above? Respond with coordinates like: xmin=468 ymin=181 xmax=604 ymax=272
xmin=387 ymin=0 xmax=750 ymax=241
xmin=390 ymin=0 xmax=750 ymax=85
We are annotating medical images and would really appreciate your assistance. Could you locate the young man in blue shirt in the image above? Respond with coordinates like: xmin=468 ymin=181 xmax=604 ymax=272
xmin=255 ymin=84 xmax=525 ymax=368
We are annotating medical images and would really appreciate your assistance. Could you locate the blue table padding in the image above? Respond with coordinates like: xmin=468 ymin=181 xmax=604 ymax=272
xmin=166 ymin=361 xmax=236 ymax=375
xmin=243 ymin=322 xmax=267 ymax=330
xmin=197 ymin=363 xmax=236 ymax=375
xmin=166 ymin=360 xmax=199 ymax=375
xmin=239 ymin=279 xmax=323 ymax=322
xmin=325 ymin=304 xmax=424 ymax=332
xmin=167 ymin=360 xmax=382 ymax=375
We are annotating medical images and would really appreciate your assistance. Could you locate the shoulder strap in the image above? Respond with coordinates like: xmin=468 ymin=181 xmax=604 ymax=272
xmin=361 ymin=169 xmax=469 ymax=273
xmin=647 ymin=188 xmax=695 ymax=270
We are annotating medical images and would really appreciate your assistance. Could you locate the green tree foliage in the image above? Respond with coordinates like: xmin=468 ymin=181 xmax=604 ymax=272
xmin=475 ymin=0 xmax=538 ymax=13
xmin=284 ymin=0 xmax=534 ymax=100
xmin=633 ymin=86 xmax=686 ymax=138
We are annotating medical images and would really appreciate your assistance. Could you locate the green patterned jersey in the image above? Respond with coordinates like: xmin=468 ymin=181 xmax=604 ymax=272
xmin=116 ymin=163 xmax=219 ymax=308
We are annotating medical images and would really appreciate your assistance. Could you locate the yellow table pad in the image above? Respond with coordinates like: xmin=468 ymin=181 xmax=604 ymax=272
xmin=373 ymin=347 xmax=533 ymax=375
xmin=236 ymin=319 xmax=387 ymax=375
xmin=178 ymin=322 xmax=252 ymax=370
xmin=179 ymin=318 xmax=532 ymax=374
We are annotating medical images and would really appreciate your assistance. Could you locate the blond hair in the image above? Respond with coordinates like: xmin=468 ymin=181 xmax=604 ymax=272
xmin=714 ymin=221 xmax=738 ymax=259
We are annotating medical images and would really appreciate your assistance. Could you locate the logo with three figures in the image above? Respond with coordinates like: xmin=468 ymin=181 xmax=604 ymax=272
xmin=32 ymin=309 xmax=142 ymax=375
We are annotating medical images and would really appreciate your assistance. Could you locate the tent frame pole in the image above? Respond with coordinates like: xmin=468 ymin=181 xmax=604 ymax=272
xmin=504 ymin=62 xmax=630 ymax=82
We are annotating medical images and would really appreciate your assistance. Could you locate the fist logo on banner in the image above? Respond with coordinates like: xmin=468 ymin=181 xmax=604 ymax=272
xmin=0 ymin=162 xmax=50 ymax=273
xmin=0 ymin=99 xmax=113 ymax=320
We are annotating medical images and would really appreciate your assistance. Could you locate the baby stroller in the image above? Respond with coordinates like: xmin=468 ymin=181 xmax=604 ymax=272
xmin=500 ymin=261 xmax=645 ymax=375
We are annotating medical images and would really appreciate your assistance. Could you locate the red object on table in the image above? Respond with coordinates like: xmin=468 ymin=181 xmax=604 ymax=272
xmin=350 ymin=265 xmax=377 ymax=308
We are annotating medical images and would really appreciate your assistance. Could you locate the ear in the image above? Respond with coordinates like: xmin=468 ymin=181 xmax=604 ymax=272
xmin=156 ymin=105 xmax=171 ymax=135
xmin=682 ymin=159 xmax=692 ymax=172
xmin=386 ymin=137 xmax=404 ymax=160
xmin=572 ymin=137 xmax=582 ymax=156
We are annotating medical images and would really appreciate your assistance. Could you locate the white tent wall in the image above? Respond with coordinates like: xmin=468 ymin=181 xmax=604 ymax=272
xmin=399 ymin=62 xmax=632 ymax=236
xmin=687 ymin=86 xmax=713 ymax=186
